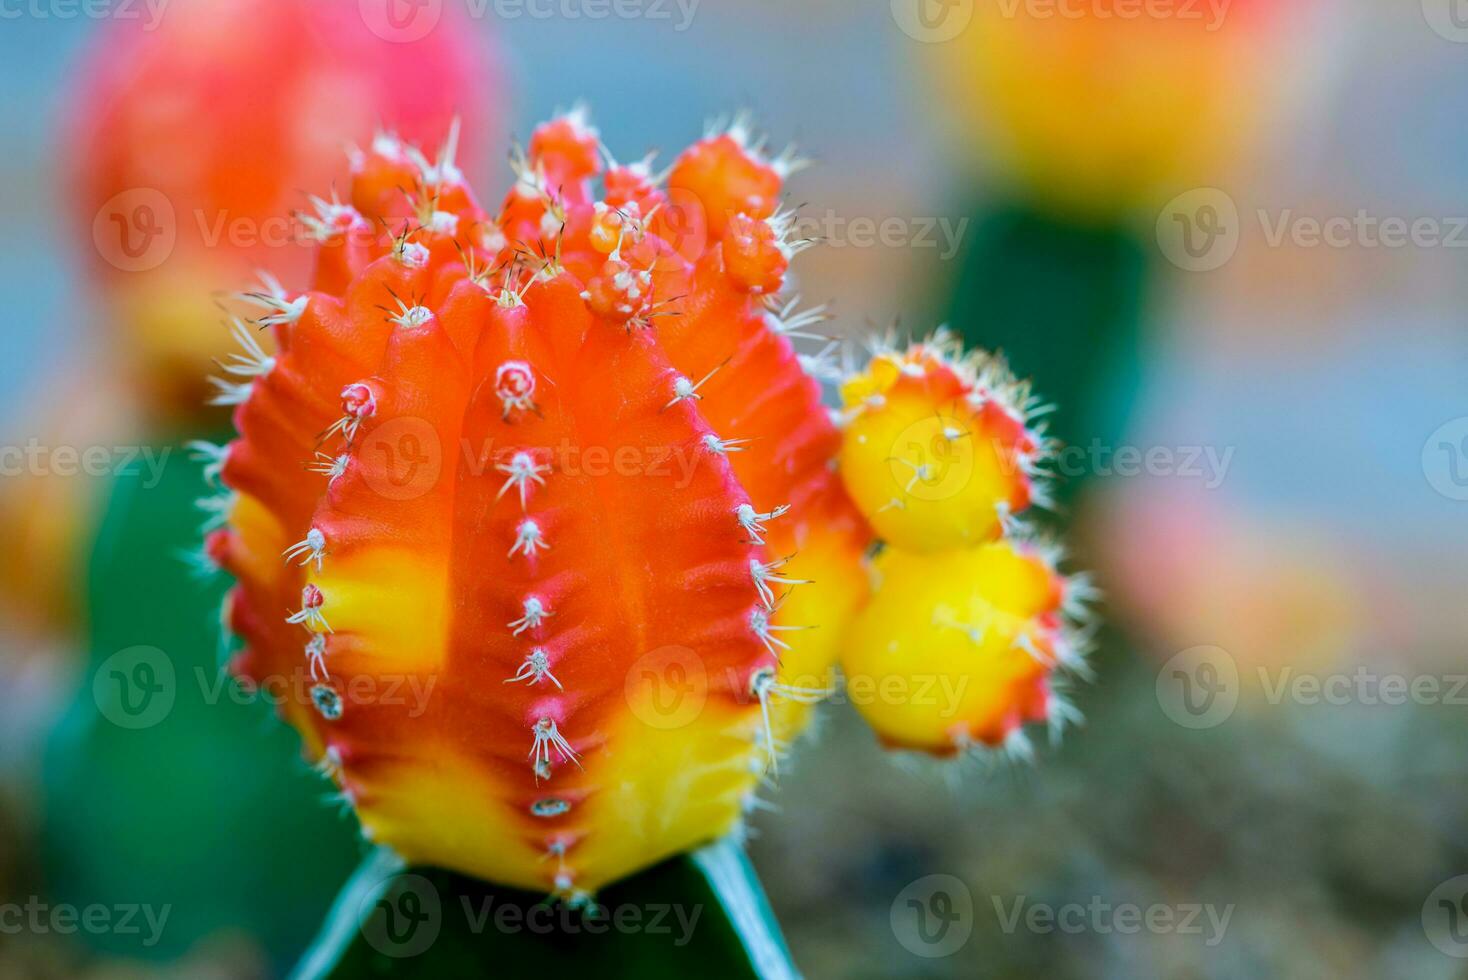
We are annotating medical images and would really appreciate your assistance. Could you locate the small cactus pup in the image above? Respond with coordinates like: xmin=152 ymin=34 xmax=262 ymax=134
xmin=838 ymin=339 xmax=1049 ymax=553
xmin=203 ymin=110 xmax=871 ymax=907
xmin=836 ymin=336 xmax=1095 ymax=758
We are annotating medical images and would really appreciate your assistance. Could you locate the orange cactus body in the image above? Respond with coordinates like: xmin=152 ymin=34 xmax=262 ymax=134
xmin=69 ymin=0 xmax=500 ymax=417
xmin=205 ymin=114 xmax=869 ymax=897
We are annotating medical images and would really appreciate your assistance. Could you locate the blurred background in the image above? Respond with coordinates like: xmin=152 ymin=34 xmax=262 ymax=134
xmin=2 ymin=0 xmax=1466 ymax=977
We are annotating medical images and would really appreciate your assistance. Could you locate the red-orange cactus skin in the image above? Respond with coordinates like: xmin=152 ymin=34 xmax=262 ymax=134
xmin=68 ymin=0 xmax=500 ymax=419
xmin=204 ymin=114 xmax=870 ymax=897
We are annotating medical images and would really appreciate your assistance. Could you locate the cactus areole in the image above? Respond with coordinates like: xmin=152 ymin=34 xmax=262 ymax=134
xmin=204 ymin=112 xmax=871 ymax=899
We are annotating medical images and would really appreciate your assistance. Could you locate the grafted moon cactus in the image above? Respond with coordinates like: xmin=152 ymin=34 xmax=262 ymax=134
xmin=836 ymin=338 xmax=1093 ymax=756
xmin=203 ymin=112 xmax=870 ymax=898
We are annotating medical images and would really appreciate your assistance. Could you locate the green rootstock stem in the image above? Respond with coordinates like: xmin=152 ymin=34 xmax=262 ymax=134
xmin=295 ymin=840 xmax=797 ymax=979
xmin=943 ymin=201 xmax=1151 ymax=503
xmin=40 ymin=433 xmax=361 ymax=970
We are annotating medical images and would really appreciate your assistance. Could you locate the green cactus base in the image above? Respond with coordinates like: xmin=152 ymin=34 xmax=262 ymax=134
xmin=295 ymin=841 xmax=797 ymax=979
xmin=40 ymin=434 xmax=362 ymax=970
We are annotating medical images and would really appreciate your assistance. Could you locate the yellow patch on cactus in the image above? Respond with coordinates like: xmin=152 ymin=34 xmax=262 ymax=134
xmin=223 ymin=493 xmax=290 ymax=589
xmin=573 ymin=700 xmax=761 ymax=889
xmin=765 ymin=534 xmax=872 ymax=741
xmin=345 ymin=752 xmax=541 ymax=888
xmin=308 ymin=551 xmax=451 ymax=672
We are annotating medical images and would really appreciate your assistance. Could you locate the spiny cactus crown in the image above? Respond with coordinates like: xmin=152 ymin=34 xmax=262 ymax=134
xmin=201 ymin=109 xmax=869 ymax=899
xmin=200 ymin=107 xmax=1093 ymax=900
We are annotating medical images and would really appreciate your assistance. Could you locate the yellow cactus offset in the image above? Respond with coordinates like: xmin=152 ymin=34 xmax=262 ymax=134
xmin=841 ymin=540 xmax=1090 ymax=756
xmin=839 ymin=337 xmax=1049 ymax=553
xmin=836 ymin=335 xmax=1094 ymax=757
xmin=202 ymin=111 xmax=873 ymax=900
